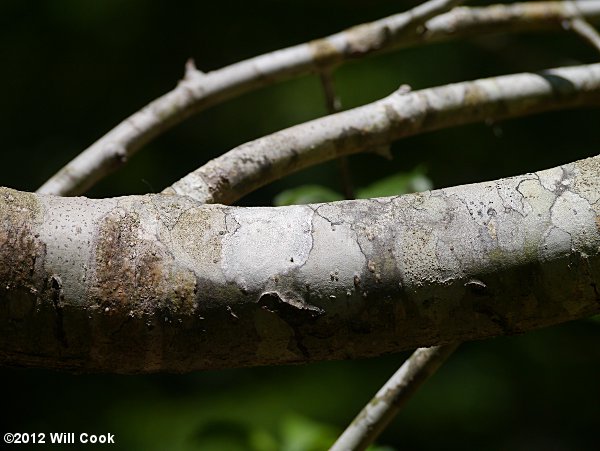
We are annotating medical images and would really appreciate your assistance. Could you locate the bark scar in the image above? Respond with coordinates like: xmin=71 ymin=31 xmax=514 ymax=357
xmin=258 ymin=291 xmax=324 ymax=319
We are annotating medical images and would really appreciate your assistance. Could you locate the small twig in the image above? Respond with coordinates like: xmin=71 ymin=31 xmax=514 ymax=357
xmin=319 ymin=70 xmax=355 ymax=200
xmin=407 ymin=0 xmax=466 ymax=29
xmin=330 ymin=344 xmax=459 ymax=451
xmin=565 ymin=16 xmax=600 ymax=54
xmin=36 ymin=1 xmax=600 ymax=196
xmin=319 ymin=70 xmax=342 ymax=113
xmin=336 ymin=157 xmax=355 ymax=200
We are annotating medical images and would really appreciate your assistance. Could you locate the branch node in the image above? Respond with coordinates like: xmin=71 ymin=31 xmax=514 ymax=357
xmin=184 ymin=58 xmax=204 ymax=80
xmin=396 ymin=83 xmax=412 ymax=95
xmin=370 ymin=145 xmax=393 ymax=160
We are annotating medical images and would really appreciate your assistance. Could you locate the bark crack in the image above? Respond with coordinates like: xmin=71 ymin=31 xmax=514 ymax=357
xmin=49 ymin=275 xmax=68 ymax=348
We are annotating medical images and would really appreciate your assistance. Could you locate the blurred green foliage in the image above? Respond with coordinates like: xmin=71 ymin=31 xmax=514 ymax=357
xmin=1 ymin=0 xmax=600 ymax=450
xmin=274 ymin=166 xmax=433 ymax=205
xmin=355 ymin=166 xmax=433 ymax=199
xmin=274 ymin=185 xmax=344 ymax=206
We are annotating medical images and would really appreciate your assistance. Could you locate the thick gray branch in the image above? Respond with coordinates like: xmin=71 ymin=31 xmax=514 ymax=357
xmin=37 ymin=1 xmax=600 ymax=197
xmin=167 ymin=63 xmax=600 ymax=204
xmin=3 ymin=154 xmax=600 ymax=372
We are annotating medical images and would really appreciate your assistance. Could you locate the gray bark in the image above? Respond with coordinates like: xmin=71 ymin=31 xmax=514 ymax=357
xmin=167 ymin=63 xmax=600 ymax=204
xmin=2 ymin=154 xmax=599 ymax=373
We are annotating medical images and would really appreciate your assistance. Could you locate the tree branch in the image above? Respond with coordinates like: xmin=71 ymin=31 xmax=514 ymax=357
xmin=319 ymin=70 xmax=355 ymax=200
xmin=566 ymin=17 xmax=600 ymax=53
xmin=338 ymin=6 xmax=600 ymax=440
xmin=330 ymin=344 xmax=459 ymax=451
xmin=36 ymin=0 xmax=600 ymax=197
xmin=165 ymin=59 xmax=595 ymax=449
xmin=2 ymin=151 xmax=600 ymax=372
xmin=166 ymin=63 xmax=600 ymax=204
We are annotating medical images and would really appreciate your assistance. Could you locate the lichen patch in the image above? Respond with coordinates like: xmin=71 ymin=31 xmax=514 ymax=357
xmin=90 ymin=206 xmax=197 ymax=317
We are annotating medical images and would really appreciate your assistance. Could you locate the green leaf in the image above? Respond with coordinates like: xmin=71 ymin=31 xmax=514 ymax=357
xmin=356 ymin=166 xmax=433 ymax=199
xmin=248 ymin=429 xmax=279 ymax=451
xmin=273 ymin=185 xmax=344 ymax=206
xmin=279 ymin=414 xmax=339 ymax=451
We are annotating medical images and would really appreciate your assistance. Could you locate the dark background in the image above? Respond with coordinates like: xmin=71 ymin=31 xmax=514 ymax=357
xmin=1 ymin=0 xmax=599 ymax=449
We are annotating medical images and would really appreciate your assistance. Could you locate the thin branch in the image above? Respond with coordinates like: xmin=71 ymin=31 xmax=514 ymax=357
xmin=336 ymin=156 xmax=355 ymax=200
xmin=319 ymin=70 xmax=355 ymax=199
xmin=407 ymin=0 xmax=465 ymax=24
xmin=166 ymin=63 xmax=600 ymax=203
xmin=319 ymin=70 xmax=342 ymax=114
xmin=330 ymin=344 xmax=459 ymax=451
xmin=37 ymin=0 xmax=600 ymax=196
xmin=566 ymin=17 xmax=600 ymax=53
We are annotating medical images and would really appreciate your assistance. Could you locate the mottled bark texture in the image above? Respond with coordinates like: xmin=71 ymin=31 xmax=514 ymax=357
xmin=2 ymin=155 xmax=600 ymax=373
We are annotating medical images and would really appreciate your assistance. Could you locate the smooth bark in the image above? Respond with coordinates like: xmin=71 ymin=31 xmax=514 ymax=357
xmin=2 ymin=154 xmax=600 ymax=372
